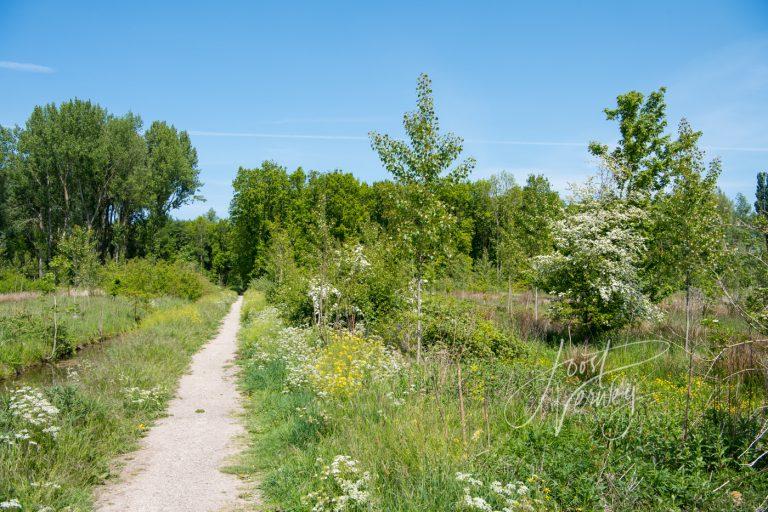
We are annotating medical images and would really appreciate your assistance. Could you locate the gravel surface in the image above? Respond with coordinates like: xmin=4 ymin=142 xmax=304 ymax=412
xmin=95 ymin=296 xmax=251 ymax=511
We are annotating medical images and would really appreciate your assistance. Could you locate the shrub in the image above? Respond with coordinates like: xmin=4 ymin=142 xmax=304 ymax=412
xmin=534 ymin=195 xmax=659 ymax=337
xmin=0 ymin=268 xmax=51 ymax=294
xmin=421 ymin=294 xmax=526 ymax=360
xmin=103 ymin=259 xmax=213 ymax=300
xmin=268 ymin=271 xmax=314 ymax=325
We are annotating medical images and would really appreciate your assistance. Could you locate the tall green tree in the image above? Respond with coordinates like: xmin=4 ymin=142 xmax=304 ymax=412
xmin=230 ymin=161 xmax=300 ymax=283
xmin=0 ymin=127 xmax=15 ymax=254
xmin=0 ymin=100 xmax=201 ymax=270
xmin=143 ymin=121 xmax=201 ymax=230
xmin=588 ymin=88 xmax=671 ymax=201
xmin=644 ymin=120 xmax=724 ymax=304
xmin=513 ymin=175 xmax=562 ymax=318
xmin=370 ymin=73 xmax=475 ymax=361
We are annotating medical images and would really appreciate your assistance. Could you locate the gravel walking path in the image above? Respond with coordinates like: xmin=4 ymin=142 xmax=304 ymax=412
xmin=95 ymin=296 xmax=249 ymax=512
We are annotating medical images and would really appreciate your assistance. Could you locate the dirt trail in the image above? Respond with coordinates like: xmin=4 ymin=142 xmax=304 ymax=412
xmin=95 ymin=296 xmax=250 ymax=512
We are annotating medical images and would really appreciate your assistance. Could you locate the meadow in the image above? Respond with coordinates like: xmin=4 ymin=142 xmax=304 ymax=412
xmin=235 ymin=286 xmax=767 ymax=511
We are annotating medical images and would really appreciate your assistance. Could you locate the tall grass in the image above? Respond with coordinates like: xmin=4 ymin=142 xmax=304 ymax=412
xmin=0 ymin=295 xmax=185 ymax=379
xmin=236 ymin=291 xmax=768 ymax=511
xmin=0 ymin=290 xmax=236 ymax=510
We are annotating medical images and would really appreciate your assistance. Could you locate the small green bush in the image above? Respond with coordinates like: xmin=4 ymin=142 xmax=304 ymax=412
xmin=103 ymin=259 xmax=214 ymax=300
xmin=267 ymin=272 xmax=314 ymax=325
xmin=0 ymin=268 xmax=52 ymax=294
xmin=421 ymin=294 xmax=526 ymax=360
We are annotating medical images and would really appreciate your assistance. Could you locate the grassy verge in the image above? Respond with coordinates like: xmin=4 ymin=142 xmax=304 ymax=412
xmin=0 ymin=294 xmax=184 ymax=380
xmin=0 ymin=290 xmax=236 ymax=510
xmin=236 ymin=290 xmax=767 ymax=511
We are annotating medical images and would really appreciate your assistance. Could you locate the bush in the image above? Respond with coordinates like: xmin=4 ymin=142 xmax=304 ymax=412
xmin=103 ymin=259 xmax=214 ymax=300
xmin=421 ymin=294 xmax=526 ymax=360
xmin=267 ymin=271 xmax=314 ymax=325
xmin=0 ymin=268 xmax=52 ymax=294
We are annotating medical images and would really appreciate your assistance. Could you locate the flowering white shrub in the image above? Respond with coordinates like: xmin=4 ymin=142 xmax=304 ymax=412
xmin=308 ymin=279 xmax=341 ymax=325
xmin=6 ymin=386 xmax=60 ymax=441
xmin=344 ymin=244 xmax=370 ymax=271
xmin=277 ymin=327 xmax=321 ymax=389
xmin=304 ymin=455 xmax=372 ymax=511
xmin=534 ymin=195 xmax=659 ymax=333
xmin=456 ymin=471 xmax=549 ymax=511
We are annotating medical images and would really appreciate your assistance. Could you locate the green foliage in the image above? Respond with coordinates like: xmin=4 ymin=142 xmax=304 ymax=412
xmin=103 ymin=259 xmax=213 ymax=300
xmin=0 ymin=268 xmax=51 ymax=294
xmin=0 ymin=99 xmax=201 ymax=270
xmin=643 ymin=119 xmax=724 ymax=302
xmin=230 ymin=163 xmax=372 ymax=285
xmin=49 ymin=226 xmax=100 ymax=288
xmin=420 ymin=294 xmax=526 ymax=359
xmin=369 ymin=73 xmax=474 ymax=185
xmin=535 ymin=190 xmax=658 ymax=336
xmin=0 ymin=314 xmax=71 ymax=376
xmin=588 ymin=87 xmax=671 ymax=199
xmin=143 ymin=121 xmax=201 ymax=222
xmin=237 ymin=291 xmax=768 ymax=512
xmin=369 ymin=73 xmax=474 ymax=276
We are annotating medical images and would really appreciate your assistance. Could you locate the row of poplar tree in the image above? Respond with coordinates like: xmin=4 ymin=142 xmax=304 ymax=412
xmin=0 ymin=100 xmax=201 ymax=275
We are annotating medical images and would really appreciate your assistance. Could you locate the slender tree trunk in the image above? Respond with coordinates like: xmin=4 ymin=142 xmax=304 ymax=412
xmin=534 ymin=286 xmax=539 ymax=322
xmin=683 ymin=280 xmax=693 ymax=442
xmin=684 ymin=282 xmax=691 ymax=353
xmin=507 ymin=276 xmax=512 ymax=316
xmin=416 ymin=275 xmax=423 ymax=363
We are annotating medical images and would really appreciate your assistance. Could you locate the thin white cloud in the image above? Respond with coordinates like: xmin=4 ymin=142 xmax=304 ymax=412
xmin=466 ymin=139 xmax=584 ymax=147
xmin=272 ymin=116 xmax=386 ymax=125
xmin=0 ymin=60 xmax=54 ymax=73
xmin=189 ymin=130 xmax=368 ymax=141
xmin=189 ymin=130 xmax=768 ymax=152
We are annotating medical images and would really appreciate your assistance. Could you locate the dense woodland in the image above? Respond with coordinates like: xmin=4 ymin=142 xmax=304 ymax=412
xmin=2 ymin=74 xmax=768 ymax=510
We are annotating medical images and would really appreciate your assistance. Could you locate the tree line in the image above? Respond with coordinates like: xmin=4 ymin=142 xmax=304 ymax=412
xmin=1 ymin=77 xmax=765 ymax=339
xmin=229 ymin=75 xmax=766 ymax=344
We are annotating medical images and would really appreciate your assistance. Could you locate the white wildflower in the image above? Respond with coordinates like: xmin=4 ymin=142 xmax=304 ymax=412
xmin=0 ymin=499 xmax=22 ymax=509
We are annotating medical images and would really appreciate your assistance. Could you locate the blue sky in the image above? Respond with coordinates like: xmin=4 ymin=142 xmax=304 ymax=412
xmin=1 ymin=0 xmax=766 ymax=219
